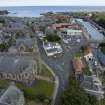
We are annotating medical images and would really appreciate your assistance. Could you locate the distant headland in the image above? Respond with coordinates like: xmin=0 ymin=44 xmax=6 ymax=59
xmin=0 ymin=10 xmax=9 ymax=15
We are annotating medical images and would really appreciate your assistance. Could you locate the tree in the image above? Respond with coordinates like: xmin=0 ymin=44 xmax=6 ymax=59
xmin=45 ymin=34 xmax=61 ymax=42
xmin=99 ymin=43 xmax=105 ymax=54
xmin=88 ymin=94 xmax=98 ymax=105
xmin=80 ymin=46 xmax=85 ymax=53
xmin=36 ymin=94 xmax=51 ymax=105
xmin=15 ymin=31 xmax=20 ymax=39
xmin=39 ymin=26 xmax=46 ymax=33
xmin=29 ymin=32 xmax=34 ymax=38
xmin=0 ymin=43 xmax=8 ymax=52
xmin=60 ymin=78 xmax=98 ymax=105
xmin=91 ymin=13 xmax=105 ymax=29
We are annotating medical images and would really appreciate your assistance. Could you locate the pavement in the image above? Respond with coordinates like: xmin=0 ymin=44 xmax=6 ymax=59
xmin=36 ymin=37 xmax=87 ymax=105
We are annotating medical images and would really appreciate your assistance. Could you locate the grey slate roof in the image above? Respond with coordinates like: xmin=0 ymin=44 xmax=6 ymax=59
xmin=81 ymin=76 xmax=98 ymax=91
xmin=93 ymin=48 xmax=105 ymax=66
xmin=0 ymin=83 xmax=24 ymax=105
xmin=0 ymin=56 xmax=33 ymax=73
xmin=0 ymin=103 xmax=8 ymax=105
xmin=77 ymin=19 xmax=105 ymax=41
xmin=15 ymin=38 xmax=33 ymax=49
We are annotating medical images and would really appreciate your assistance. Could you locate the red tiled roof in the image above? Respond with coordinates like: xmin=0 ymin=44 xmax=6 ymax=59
xmin=47 ymin=15 xmax=70 ymax=19
xmin=72 ymin=57 xmax=84 ymax=74
xmin=52 ymin=23 xmax=81 ymax=30
xmin=84 ymin=46 xmax=92 ymax=55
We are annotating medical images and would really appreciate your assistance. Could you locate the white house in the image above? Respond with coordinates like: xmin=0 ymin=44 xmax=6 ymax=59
xmin=84 ymin=46 xmax=93 ymax=61
xmin=43 ymin=41 xmax=63 ymax=56
xmin=61 ymin=28 xmax=83 ymax=36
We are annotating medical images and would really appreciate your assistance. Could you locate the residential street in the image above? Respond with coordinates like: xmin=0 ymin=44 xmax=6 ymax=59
xmin=37 ymin=38 xmax=84 ymax=104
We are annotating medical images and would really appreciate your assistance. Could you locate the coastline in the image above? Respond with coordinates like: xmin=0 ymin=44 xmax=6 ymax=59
xmin=0 ymin=6 xmax=105 ymax=17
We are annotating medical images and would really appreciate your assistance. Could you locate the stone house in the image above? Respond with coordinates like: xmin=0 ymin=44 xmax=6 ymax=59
xmin=9 ymin=38 xmax=34 ymax=53
xmin=0 ymin=82 xmax=25 ymax=105
xmin=0 ymin=55 xmax=37 ymax=83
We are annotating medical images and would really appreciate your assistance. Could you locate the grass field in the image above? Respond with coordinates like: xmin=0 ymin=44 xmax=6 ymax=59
xmin=41 ymin=64 xmax=54 ymax=79
xmin=0 ymin=79 xmax=54 ymax=104
xmin=16 ymin=80 xmax=54 ymax=99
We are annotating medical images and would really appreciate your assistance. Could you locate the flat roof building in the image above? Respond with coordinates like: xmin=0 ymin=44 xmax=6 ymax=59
xmin=43 ymin=41 xmax=63 ymax=56
xmin=60 ymin=28 xmax=83 ymax=36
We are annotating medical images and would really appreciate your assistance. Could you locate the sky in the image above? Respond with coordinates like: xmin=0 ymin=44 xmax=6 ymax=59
xmin=0 ymin=0 xmax=105 ymax=6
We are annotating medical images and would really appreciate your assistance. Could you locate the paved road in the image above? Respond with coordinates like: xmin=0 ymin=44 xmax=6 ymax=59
xmin=36 ymin=37 xmax=86 ymax=105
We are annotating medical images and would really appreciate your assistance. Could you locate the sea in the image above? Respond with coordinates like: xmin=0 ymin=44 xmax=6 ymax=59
xmin=0 ymin=6 xmax=105 ymax=17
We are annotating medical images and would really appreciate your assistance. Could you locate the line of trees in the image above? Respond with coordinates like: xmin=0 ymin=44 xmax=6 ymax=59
xmin=91 ymin=13 xmax=105 ymax=29
xmin=99 ymin=43 xmax=105 ymax=54
xmin=44 ymin=34 xmax=61 ymax=42
xmin=60 ymin=77 xmax=98 ymax=105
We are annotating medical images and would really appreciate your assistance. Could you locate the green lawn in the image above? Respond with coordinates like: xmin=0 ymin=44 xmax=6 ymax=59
xmin=0 ymin=79 xmax=54 ymax=101
xmin=74 ymin=50 xmax=82 ymax=57
xmin=16 ymin=80 xmax=54 ymax=99
xmin=26 ymin=100 xmax=47 ymax=105
xmin=0 ymin=79 xmax=10 ymax=88
xmin=41 ymin=64 xmax=54 ymax=79
xmin=26 ymin=100 xmax=41 ymax=105
xmin=83 ymin=65 xmax=92 ymax=76
xmin=75 ymin=46 xmax=86 ymax=57
xmin=100 ymin=99 xmax=105 ymax=105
